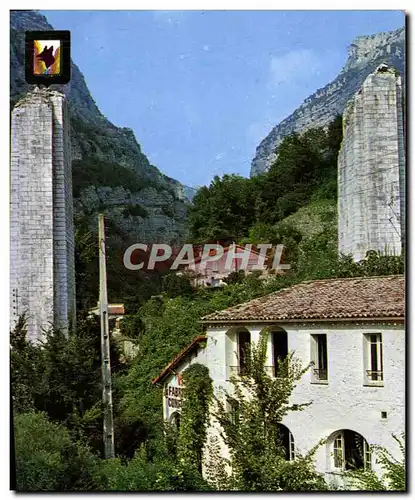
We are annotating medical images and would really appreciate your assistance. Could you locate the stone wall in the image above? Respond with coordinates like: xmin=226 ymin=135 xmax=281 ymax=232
xmin=338 ymin=65 xmax=405 ymax=261
xmin=10 ymin=88 xmax=76 ymax=341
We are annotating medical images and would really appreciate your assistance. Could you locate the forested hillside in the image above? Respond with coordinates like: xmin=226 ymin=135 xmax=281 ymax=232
xmin=10 ymin=10 xmax=191 ymax=312
xmin=189 ymin=116 xmax=342 ymax=248
xmin=12 ymin=115 xmax=405 ymax=490
xmin=10 ymin=12 xmax=405 ymax=492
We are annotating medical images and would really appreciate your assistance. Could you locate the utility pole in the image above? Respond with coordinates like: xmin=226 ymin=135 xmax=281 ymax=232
xmin=98 ymin=213 xmax=115 ymax=458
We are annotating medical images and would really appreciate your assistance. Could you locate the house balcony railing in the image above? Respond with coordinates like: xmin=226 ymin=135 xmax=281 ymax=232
xmin=313 ymin=368 xmax=328 ymax=381
xmin=366 ymin=370 xmax=383 ymax=381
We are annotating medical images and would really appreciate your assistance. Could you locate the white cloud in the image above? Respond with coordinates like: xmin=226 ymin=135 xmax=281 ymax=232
xmin=203 ymin=44 xmax=210 ymax=52
xmin=269 ymin=49 xmax=322 ymax=88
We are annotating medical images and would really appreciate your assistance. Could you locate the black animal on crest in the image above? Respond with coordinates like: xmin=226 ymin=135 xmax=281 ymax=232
xmin=37 ymin=46 xmax=55 ymax=69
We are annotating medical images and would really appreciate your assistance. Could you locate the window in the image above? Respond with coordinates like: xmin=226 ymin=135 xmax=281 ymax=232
xmin=238 ymin=330 xmax=251 ymax=376
xmin=364 ymin=333 xmax=383 ymax=385
xmin=332 ymin=430 xmax=371 ymax=471
xmin=311 ymin=334 xmax=328 ymax=382
xmin=333 ymin=434 xmax=343 ymax=468
xmin=277 ymin=424 xmax=295 ymax=461
xmin=272 ymin=331 xmax=288 ymax=377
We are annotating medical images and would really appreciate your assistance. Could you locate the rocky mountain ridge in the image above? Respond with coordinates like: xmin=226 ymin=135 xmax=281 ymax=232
xmin=10 ymin=9 xmax=191 ymax=245
xmin=251 ymin=26 xmax=405 ymax=176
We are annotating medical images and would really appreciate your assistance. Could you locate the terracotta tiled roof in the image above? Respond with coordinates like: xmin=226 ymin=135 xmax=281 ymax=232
xmin=201 ymin=275 xmax=405 ymax=323
xmin=152 ymin=335 xmax=207 ymax=385
xmin=108 ymin=304 xmax=125 ymax=315
xmin=192 ymin=244 xmax=261 ymax=264
xmin=88 ymin=303 xmax=125 ymax=316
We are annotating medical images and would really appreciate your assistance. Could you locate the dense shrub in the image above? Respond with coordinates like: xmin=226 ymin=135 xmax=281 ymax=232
xmin=96 ymin=448 xmax=211 ymax=491
xmin=13 ymin=412 xmax=99 ymax=492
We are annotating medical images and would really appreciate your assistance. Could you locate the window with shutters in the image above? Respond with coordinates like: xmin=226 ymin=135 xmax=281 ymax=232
xmin=331 ymin=430 xmax=371 ymax=471
xmin=363 ymin=333 xmax=384 ymax=386
xmin=310 ymin=334 xmax=328 ymax=383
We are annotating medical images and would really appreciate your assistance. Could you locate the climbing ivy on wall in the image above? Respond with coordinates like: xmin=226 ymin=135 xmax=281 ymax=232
xmin=177 ymin=363 xmax=213 ymax=473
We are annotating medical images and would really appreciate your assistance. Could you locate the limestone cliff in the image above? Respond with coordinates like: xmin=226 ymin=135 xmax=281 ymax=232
xmin=10 ymin=10 xmax=190 ymax=246
xmin=251 ymin=27 xmax=405 ymax=176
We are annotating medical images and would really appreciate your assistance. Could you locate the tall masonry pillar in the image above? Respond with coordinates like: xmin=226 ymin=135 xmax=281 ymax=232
xmin=338 ymin=64 xmax=405 ymax=262
xmin=10 ymin=87 xmax=76 ymax=342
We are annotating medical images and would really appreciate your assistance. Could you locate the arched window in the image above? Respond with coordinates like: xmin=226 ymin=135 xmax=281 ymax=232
xmin=277 ymin=423 xmax=295 ymax=461
xmin=332 ymin=430 xmax=371 ymax=471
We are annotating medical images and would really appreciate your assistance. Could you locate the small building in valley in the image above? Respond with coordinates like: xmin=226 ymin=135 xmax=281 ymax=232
xmin=88 ymin=303 xmax=138 ymax=361
xmin=152 ymin=275 xmax=405 ymax=486
xmin=179 ymin=243 xmax=266 ymax=288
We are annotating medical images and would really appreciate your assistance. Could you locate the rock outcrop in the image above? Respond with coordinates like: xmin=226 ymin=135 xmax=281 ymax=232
xmin=10 ymin=10 xmax=191 ymax=246
xmin=251 ymin=27 xmax=405 ymax=176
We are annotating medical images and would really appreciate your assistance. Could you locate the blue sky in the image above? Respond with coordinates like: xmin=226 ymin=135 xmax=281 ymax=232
xmin=42 ymin=10 xmax=404 ymax=188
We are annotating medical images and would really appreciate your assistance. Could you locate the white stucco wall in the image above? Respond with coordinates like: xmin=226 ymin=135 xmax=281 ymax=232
xmin=280 ymin=322 xmax=404 ymax=482
xmin=161 ymin=320 xmax=405 ymax=484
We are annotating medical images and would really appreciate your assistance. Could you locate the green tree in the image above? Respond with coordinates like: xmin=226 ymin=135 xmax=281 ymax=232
xmin=119 ymin=313 xmax=145 ymax=340
xmin=188 ymin=117 xmax=343 ymax=242
xmin=10 ymin=316 xmax=44 ymax=413
xmin=261 ymin=130 xmax=325 ymax=222
xmin=178 ymin=363 xmax=213 ymax=473
xmin=74 ymin=216 xmax=98 ymax=309
xmin=224 ymin=270 xmax=245 ymax=285
xmin=13 ymin=412 xmax=100 ymax=491
xmin=343 ymin=434 xmax=405 ymax=491
xmin=259 ymin=117 xmax=342 ymax=224
xmin=337 ymin=250 xmax=404 ymax=278
xmin=95 ymin=447 xmax=211 ymax=491
xmin=114 ymin=295 xmax=211 ymax=460
xmin=295 ymin=225 xmax=338 ymax=279
xmin=207 ymin=335 xmax=327 ymax=491
xmin=162 ymin=272 xmax=194 ymax=298
xmin=189 ymin=174 xmax=260 ymax=241
xmin=27 ymin=320 xmax=102 ymax=430
xmin=10 ymin=316 xmax=118 ymax=454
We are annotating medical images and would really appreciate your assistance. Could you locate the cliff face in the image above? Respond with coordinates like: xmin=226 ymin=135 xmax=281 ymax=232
xmin=251 ymin=27 xmax=405 ymax=176
xmin=10 ymin=10 xmax=190 ymax=246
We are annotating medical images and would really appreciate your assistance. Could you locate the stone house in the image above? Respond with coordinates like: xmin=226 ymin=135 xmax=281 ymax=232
xmin=88 ymin=303 xmax=138 ymax=361
xmin=152 ymin=275 xmax=405 ymax=486
xmin=179 ymin=243 xmax=263 ymax=288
